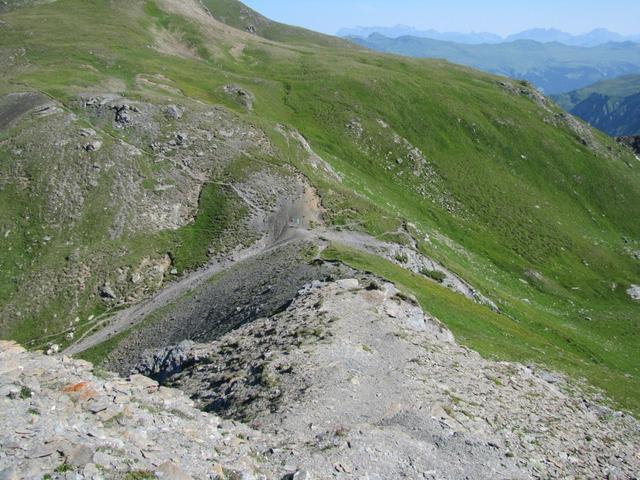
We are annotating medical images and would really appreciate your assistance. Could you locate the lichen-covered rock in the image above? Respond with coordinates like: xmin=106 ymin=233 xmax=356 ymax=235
xmin=222 ymin=85 xmax=255 ymax=111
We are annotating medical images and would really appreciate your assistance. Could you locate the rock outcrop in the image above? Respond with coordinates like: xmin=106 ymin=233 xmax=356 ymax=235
xmin=0 ymin=341 xmax=287 ymax=479
xmin=2 ymin=279 xmax=639 ymax=479
xmin=617 ymin=135 xmax=640 ymax=155
xmin=627 ymin=284 xmax=640 ymax=301
xmin=101 ymin=241 xmax=357 ymax=375
xmin=141 ymin=279 xmax=639 ymax=479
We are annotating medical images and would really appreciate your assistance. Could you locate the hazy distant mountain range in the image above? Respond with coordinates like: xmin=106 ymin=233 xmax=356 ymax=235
xmin=344 ymin=25 xmax=640 ymax=134
xmin=348 ymin=34 xmax=640 ymax=94
xmin=338 ymin=26 xmax=640 ymax=47
xmin=505 ymin=28 xmax=640 ymax=47
xmin=337 ymin=25 xmax=502 ymax=44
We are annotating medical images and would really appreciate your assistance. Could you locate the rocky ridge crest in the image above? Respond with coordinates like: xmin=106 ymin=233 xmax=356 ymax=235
xmin=2 ymin=278 xmax=639 ymax=479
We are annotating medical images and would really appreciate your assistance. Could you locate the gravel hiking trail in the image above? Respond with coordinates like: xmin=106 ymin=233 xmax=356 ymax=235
xmin=64 ymin=182 xmax=317 ymax=356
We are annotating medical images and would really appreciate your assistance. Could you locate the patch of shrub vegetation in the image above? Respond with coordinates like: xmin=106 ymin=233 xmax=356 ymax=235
xmin=19 ymin=387 xmax=32 ymax=399
xmin=54 ymin=464 xmax=73 ymax=473
xmin=421 ymin=269 xmax=446 ymax=283
xmin=394 ymin=253 xmax=409 ymax=264
xmin=125 ymin=472 xmax=155 ymax=480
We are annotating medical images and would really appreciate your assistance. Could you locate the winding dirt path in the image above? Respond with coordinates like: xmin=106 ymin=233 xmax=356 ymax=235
xmin=65 ymin=228 xmax=316 ymax=356
xmin=64 ymin=184 xmax=494 ymax=356
xmin=64 ymin=241 xmax=267 ymax=355
xmin=64 ymin=178 xmax=321 ymax=356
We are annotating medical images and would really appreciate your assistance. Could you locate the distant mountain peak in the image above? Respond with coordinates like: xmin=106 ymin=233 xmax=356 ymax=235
xmin=337 ymin=25 xmax=502 ymax=44
xmin=339 ymin=25 xmax=640 ymax=47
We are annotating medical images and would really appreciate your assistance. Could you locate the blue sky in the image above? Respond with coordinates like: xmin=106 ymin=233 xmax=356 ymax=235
xmin=242 ymin=0 xmax=640 ymax=36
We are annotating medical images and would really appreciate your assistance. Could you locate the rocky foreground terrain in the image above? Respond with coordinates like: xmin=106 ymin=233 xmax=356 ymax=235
xmin=2 ymin=276 xmax=639 ymax=479
xmin=1 ymin=0 xmax=640 ymax=478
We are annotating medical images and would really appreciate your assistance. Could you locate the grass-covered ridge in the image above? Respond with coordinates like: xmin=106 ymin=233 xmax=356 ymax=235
xmin=0 ymin=0 xmax=638 ymax=413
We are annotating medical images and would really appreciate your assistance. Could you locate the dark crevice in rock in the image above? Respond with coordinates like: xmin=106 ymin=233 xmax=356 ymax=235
xmin=617 ymin=135 xmax=640 ymax=155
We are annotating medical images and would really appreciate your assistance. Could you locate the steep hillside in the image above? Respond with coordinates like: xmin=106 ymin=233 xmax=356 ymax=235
xmin=0 ymin=0 xmax=639 ymax=423
xmin=348 ymin=33 xmax=640 ymax=93
xmin=555 ymin=75 xmax=640 ymax=135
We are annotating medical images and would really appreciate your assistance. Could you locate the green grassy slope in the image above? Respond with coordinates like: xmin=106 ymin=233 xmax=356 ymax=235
xmin=0 ymin=0 xmax=639 ymax=413
xmin=554 ymin=75 xmax=640 ymax=136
